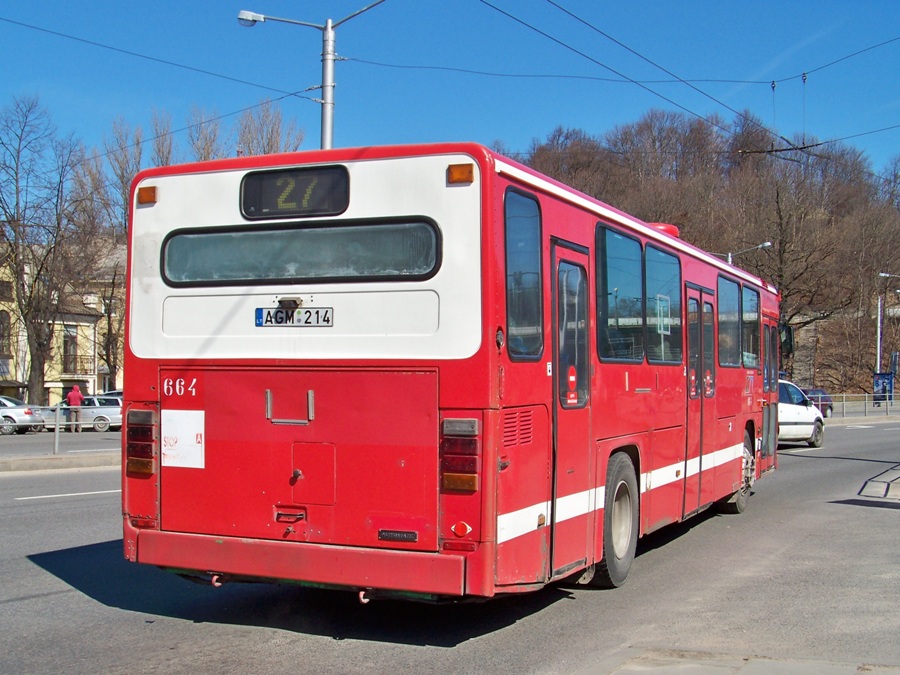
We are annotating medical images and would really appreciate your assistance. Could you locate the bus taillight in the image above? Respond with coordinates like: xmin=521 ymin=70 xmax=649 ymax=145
xmin=440 ymin=418 xmax=480 ymax=493
xmin=125 ymin=409 xmax=158 ymax=476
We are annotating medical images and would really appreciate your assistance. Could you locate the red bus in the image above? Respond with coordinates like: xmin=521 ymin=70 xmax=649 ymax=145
xmin=122 ymin=142 xmax=781 ymax=601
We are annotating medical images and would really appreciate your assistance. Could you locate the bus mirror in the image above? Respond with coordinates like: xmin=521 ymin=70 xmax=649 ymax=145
xmin=780 ymin=324 xmax=794 ymax=357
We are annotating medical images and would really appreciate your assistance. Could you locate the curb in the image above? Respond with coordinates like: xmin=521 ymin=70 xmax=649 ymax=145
xmin=0 ymin=451 xmax=120 ymax=473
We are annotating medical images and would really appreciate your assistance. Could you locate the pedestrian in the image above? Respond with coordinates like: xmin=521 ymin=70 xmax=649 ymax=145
xmin=65 ymin=385 xmax=85 ymax=432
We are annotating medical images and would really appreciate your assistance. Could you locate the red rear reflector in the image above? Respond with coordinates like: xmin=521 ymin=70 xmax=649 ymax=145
xmin=130 ymin=517 xmax=158 ymax=529
xmin=442 ymin=455 xmax=477 ymax=473
xmin=441 ymin=436 xmax=478 ymax=455
xmin=126 ymin=442 xmax=153 ymax=459
xmin=127 ymin=425 xmax=154 ymax=443
xmin=443 ymin=541 xmax=477 ymax=552
xmin=451 ymin=521 xmax=472 ymax=537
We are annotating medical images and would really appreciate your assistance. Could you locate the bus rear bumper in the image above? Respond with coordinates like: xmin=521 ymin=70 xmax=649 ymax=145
xmin=131 ymin=528 xmax=467 ymax=596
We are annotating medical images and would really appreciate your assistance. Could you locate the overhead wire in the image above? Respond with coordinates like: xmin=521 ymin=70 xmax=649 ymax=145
xmin=0 ymin=12 xmax=896 ymax=169
xmin=480 ymin=1 xmax=898 ymax=170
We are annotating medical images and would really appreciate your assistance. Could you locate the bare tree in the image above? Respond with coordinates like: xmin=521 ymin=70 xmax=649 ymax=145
xmin=104 ymin=118 xmax=143 ymax=241
xmin=0 ymin=95 xmax=88 ymax=403
xmin=235 ymin=99 xmax=304 ymax=156
xmin=187 ymin=106 xmax=225 ymax=161
xmin=150 ymin=109 xmax=178 ymax=167
xmin=70 ymin=151 xmax=124 ymax=390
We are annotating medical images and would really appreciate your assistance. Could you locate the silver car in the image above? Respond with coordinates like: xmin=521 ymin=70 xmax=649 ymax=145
xmin=0 ymin=395 xmax=45 ymax=435
xmin=43 ymin=396 xmax=123 ymax=432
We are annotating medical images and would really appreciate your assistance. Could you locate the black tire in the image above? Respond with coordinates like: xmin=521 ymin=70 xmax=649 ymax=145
xmin=718 ymin=431 xmax=753 ymax=514
xmin=0 ymin=417 xmax=16 ymax=435
xmin=592 ymin=452 xmax=639 ymax=588
xmin=93 ymin=417 xmax=110 ymax=432
xmin=808 ymin=420 xmax=824 ymax=448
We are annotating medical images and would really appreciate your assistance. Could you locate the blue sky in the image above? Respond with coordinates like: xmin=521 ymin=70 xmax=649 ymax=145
xmin=3 ymin=1 xmax=899 ymax=173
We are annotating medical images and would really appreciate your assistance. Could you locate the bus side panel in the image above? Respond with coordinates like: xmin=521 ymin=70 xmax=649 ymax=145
xmin=642 ymin=425 xmax=687 ymax=533
xmin=494 ymin=405 xmax=552 ymax=586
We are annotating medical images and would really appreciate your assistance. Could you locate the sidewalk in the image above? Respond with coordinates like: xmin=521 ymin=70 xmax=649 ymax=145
xmin=0 ymin=448 xmax=119 ymax=472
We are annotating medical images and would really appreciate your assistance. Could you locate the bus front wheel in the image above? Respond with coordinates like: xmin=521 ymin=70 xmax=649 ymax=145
xmin=592 ymin=452 xmax=638 ymax=588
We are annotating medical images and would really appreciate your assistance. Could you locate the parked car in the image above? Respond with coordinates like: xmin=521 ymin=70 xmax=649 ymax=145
xmin=102 ymin=389 xmax=122 ymax=398
xmin=42 ymin=395 xmax=123 ymax=432
xmin=778 ymin=379 xmax=824 ymax=447
xmin=801 ymin=387 xmax=833 ymax=418
xmin=0 ymin=395 xmax=45 ymax=435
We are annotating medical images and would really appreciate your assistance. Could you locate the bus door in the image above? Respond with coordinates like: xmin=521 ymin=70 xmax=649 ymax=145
xmin=549 ymin=242 xmax=592 ymax=579
xmin=758 ymin=322 xmax=779 ymax=474
xmin=684 ymin=288 xmax=716 ymax=516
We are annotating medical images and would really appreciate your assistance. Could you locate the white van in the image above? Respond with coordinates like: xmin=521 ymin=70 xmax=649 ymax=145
xmin=777 ymin=379 xmax=824 ymax=447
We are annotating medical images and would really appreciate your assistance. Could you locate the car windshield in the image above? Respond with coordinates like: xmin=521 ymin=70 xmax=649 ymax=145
xmin=1 ymin=396 xmax=25 ymax=406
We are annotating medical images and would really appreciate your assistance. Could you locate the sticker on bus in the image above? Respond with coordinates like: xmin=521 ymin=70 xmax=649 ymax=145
xmin=255 ymin=307 xmax=334 ymax=327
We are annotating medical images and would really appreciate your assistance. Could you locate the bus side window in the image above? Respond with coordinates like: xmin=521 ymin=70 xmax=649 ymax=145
xmin=597 ymin=226 xmax=644 ymax=362
xmin=505 ymin=189 xmax=543 ymax=359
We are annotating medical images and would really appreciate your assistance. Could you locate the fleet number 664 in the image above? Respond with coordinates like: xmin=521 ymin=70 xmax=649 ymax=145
xmin=163 ymin=377 xmax=197 ymax=396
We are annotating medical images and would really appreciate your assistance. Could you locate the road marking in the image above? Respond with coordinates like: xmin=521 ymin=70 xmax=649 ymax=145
xmin=846 ymin=425 xmax=874 ymax=429
xmin=15 ymin=489 xmax=121 ymax=501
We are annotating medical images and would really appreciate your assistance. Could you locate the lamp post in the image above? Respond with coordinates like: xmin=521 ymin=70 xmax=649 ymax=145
xmin=238 ymin=1 xmax=385 ymax=150
xmin=876 ymin=272 xmax=900 ymax=372
xmin=726 ymin=241 xmax=772 ymax=265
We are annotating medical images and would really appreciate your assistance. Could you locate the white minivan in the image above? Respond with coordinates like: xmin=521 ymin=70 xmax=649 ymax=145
xmin=777 ymin=379 xmax=824 ymax=447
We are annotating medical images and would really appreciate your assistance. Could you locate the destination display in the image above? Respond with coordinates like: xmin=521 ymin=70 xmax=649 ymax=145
xmin=241 ymin=166 xmax=349 ymax=219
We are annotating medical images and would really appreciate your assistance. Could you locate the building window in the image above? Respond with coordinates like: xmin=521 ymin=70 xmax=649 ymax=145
xmin=63 ymin=325 xmax=78 ymax=373
xmin=0 ymin=311 xmax=10 ymax=357
xmin=0 ymin=281 xmax=12 ymax=301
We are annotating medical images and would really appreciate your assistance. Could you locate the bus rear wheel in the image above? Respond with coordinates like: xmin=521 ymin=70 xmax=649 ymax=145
xmin=717 ymin=431 xmax=753 ymax=514
xmin=592 ymin=452 xmax=638 ymax=588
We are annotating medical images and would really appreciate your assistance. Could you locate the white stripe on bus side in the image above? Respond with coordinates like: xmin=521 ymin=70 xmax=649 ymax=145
xmin=496 ymin=443 xmax=743 ymax=545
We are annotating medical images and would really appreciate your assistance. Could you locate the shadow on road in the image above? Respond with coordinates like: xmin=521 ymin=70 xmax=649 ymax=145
xmin=830 ymin=498 xmax=900 ymax=510
xmin=28 ymin=539 xmax=572 ymax=646
xmin=777 ymin=450 xmax=899 ymax=464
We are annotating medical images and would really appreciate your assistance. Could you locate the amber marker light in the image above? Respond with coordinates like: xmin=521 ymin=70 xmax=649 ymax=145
xmin=447 ymin=163 xmax=475 ymax=184
xmin=137 ymin=186 xmax=158 ymax=205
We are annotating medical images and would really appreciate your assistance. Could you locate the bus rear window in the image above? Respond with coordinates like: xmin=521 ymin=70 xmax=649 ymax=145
xmin=162 ymin=221 xmax=439 ymax=286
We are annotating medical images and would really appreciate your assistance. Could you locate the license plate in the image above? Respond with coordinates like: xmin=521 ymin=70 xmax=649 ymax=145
xmin=255 ymin=307 xmax=333 ymax=327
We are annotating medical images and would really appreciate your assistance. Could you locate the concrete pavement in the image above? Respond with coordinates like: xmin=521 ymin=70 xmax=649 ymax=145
xmin=583 ymin=647 xmax=900 ymax=674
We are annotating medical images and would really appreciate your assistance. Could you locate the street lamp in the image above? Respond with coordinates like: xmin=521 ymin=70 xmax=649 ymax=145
xmin=875 ymin=272 xmax=900 ymax=372
xmin=237 ymin=1 xmax=386 ymax=150
xmin=725 ymin=241 xmax=772 ymax=265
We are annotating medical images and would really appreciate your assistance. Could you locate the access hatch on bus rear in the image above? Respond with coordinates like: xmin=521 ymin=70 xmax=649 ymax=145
xmin=158 ymin=367 xmax=440 ymax=552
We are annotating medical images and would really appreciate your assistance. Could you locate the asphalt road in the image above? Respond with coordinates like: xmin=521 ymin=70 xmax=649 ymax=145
xmin=0 ymin=422 xmax=898 ymax=674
